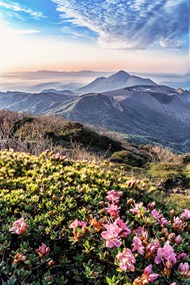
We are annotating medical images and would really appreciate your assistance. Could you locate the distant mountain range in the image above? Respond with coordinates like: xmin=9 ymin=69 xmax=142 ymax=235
xmin=77 ymin=70 xmax=157 ymax=94
xmin=0 ymin=70 xmax=190 ymax=152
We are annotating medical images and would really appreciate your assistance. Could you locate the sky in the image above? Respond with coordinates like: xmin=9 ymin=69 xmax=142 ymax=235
xmin=0 ymin=0 xmax=189 ymax=74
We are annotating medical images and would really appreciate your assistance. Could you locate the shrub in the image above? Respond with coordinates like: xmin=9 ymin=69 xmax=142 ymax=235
xmin=148 ymin=162 xmax=185 ymax=181
xmin=0 ymin=150 xmax=189 ymax=284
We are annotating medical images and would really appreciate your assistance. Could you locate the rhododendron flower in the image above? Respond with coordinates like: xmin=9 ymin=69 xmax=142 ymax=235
xmin=135 ymin=226 xmax=148 ymax=239
xmin=116 ymin=248 xmax=136 ymax=272
xmin=132 ymin=236 xmax=144 ymax=255
xmin=158 ymin=217 xmax=169 ymax=227
xmin=115 ymin=218 xmax=131 ymax=237
xmin=13 ymin=253 xmax=26 ymax=264
xmin=105 ymin=204 xmax=120 ymax=218
xmin=173 ymin=217 xmax=185 ymax=231
xmin=69 ymin=219 xmax=86 ymax=229
xmin=9 ymin=217 xmax=28 ymax=235
xmin=177 ymin=252 xmax=187 ymax=261
xmin=178 ymin=262 xmax=189 ymax=276
xmin=180 ymin=209 xmax=190 ymax=220
xmin=151 ymin=209 xmax=162 ymax=220
xmin=130 ymin=202 xmax=146 ymax=217
xmin=133 ymin=264 xmax=159 ymax=284
xmin=154 ymin=241 xmax=176 ymax=268
xmin=148 ymin=202 xmax=156 ymax=210
xmin=175 ymin=235 xmax=182 ymax=245
xmin=101 ymin=223 xmax=122 ymax=248
xmin=37 ymin=243 xmax=50 ymax=257
xmin=146 ymin=240 xmax=160 ymax=258
xmin=106 ymin=190 xmax=123 ymax=204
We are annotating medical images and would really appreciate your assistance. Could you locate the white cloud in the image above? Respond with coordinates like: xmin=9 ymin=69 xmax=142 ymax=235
xmin=0 ymin=0 xmax=45 ymax=19
xmin=51 ymin=0 xmax=189 ymax=50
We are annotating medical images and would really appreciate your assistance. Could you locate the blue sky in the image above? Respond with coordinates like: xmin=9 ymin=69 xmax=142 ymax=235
xmin=0 ymin=0 xmax=189 ymax=73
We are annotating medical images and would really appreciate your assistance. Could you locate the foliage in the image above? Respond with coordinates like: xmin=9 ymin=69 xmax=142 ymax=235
xmin=0 ymin=150 xmax=189 ymax=284
xmin=148 ymin=162 xmax=185 ymax=181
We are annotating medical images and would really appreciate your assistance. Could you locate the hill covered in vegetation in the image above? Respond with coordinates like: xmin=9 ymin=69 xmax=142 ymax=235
xmin=0 ymin=110 xmax=190 ymax=284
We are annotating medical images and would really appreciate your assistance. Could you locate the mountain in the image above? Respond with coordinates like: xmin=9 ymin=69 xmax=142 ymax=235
xmin=0 ymin=71 xmax=190 ymax=152
xmin=53 ymin=85 xmax=190 ymax=152
xmin=0 ymin=90 xmax=76 ymax=114
xmin=77 ymin=70 xmax=157 ymax=94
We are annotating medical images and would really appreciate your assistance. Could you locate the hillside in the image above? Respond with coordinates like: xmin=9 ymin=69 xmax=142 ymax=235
xmin=0 ymin=110 xmax=190 ymax=284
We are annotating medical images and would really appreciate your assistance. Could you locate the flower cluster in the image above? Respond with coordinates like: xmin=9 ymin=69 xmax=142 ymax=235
xmin=9 ymin=217 xmax=28 ymax=235
xmin=36 ymin=243 xmax=50 ymax=258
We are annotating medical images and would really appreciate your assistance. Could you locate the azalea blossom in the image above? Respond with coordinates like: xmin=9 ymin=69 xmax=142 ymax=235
xmin=180 ymin=209 xmax=190 ymax=220
xmin=37 ymin=243 xmax=50 ymax=257
xmin=173 ymin=217 xmax=185 ymax=231
xmin=148 ymin=201 xmax=156 ymax=210
xmin=178 ymin=262 xmax=189 ymax=276
xmin=130 ymin=202 xmax=146 ymax=217
xmin=69 ymin=219 xmax=86 ymax=229
xmin=105 ymin=204 xmax=120 ymax=218
xmin=158 ymin=217 xmax=169 ymax=227
xmin=9 ymin=217 xmax=28 ymax=235
xmin=146 ymin=240 xmax=160 ymax=258
xmin=154 ymin=241 xmax=176 ymax=268
xmin=116 ymin=248 xmax=136 ymax=272
xmin=106 ymin=190 xmax=123 ymax=204
xmin=174 ymin=235 xmax=182 ymax=245
xmin=13 ymin=253 xmax=26 ymax=264
xmin=133 ymin=264 xmax=159 ymax=284
xmin=115 ymin=218 xmax=131 ymax=237
xmin=101 ymin=223 xmax=122 ymax=248
xmin=176 ymin=252 xmax=187 ymax=261
xmin=151 ymin=209 xmax=162 ymax=220
xmin=132 ymin=236 xmax=145 ymax=255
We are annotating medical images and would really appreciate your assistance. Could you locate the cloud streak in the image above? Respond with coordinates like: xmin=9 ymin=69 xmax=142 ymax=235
xmin=52 ymin=0 xmax=189 ymax=49
xmin=0 ymin=0 xmax=45 ymax=19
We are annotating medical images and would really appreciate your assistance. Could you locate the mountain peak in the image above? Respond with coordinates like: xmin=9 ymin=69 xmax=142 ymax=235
xmin=113 ymin=70 xmax=130 ymax=77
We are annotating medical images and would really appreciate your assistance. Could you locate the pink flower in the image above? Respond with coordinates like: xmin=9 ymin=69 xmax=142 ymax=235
xmin=106 ymin=190 xmax=123 ymax=204
xmin=180 ymin=209 xmax=190 ymax=220
xmin=130 ymin=202 xmax=146 ymax=217
xmin=146 ymin=240 xmax=160 ymax=258
xmin=116 ymin=248 xmax=136 ymax=272
xmin=170 ymin=283 xmax=177 ymax=285
xmin=177 ymin=252 xmax=187 ymax=261
xmin=174 ymin=235 xmax=182 ymax=245
xmin=178 ymin=262 xmax=189 ymax=276
xmin=105 ymin=204 xmax=120 ymax=218
xmin=148 ymin=202 xmax=156 ymax=210
xmin=154 ymin=241 xmax=176 ymax=268
xmin=151 ymin=209 xmax=162 ymax=220
xmin=69 ymin=219 xmax=86 ymax=229
xmin=101 ymin=223 xmax=122 ymax=248
xmin=173 ymin=217 xmax=185 ymax=231
xmin=9 ymin=217 xmax=28 ymax=235
xmin=135 ymin=226 xmax=148 ymax=239
xmin=158 ymin=217 xmax=169 ymax=227
xmin=37 ymin=243 xmax=50 ymax=257
xmin=115 ymin=218 xmax=131 ymax=237
xmin=132 ymin=236 xmax=144 ymax=255
xmin=142 ymin=264 xmax=159 ymax=282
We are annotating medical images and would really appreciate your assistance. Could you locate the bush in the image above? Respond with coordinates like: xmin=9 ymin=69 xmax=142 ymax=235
xmin=0 ymin=150 xmax=189 ymax=284
xmin=148 ymin=162 xmax=185 ymax=181
xmin=110 ymin=150 xmax=148 ymax=167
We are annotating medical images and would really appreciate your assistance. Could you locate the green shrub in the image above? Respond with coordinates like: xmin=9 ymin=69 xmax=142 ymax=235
xmin=148 ymin=162 xmax=185 ymax=181
xmin=110 ymin=150 xmax=148 ymax=167
xmin=0 ymin=150 xmax=189 ymax=284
